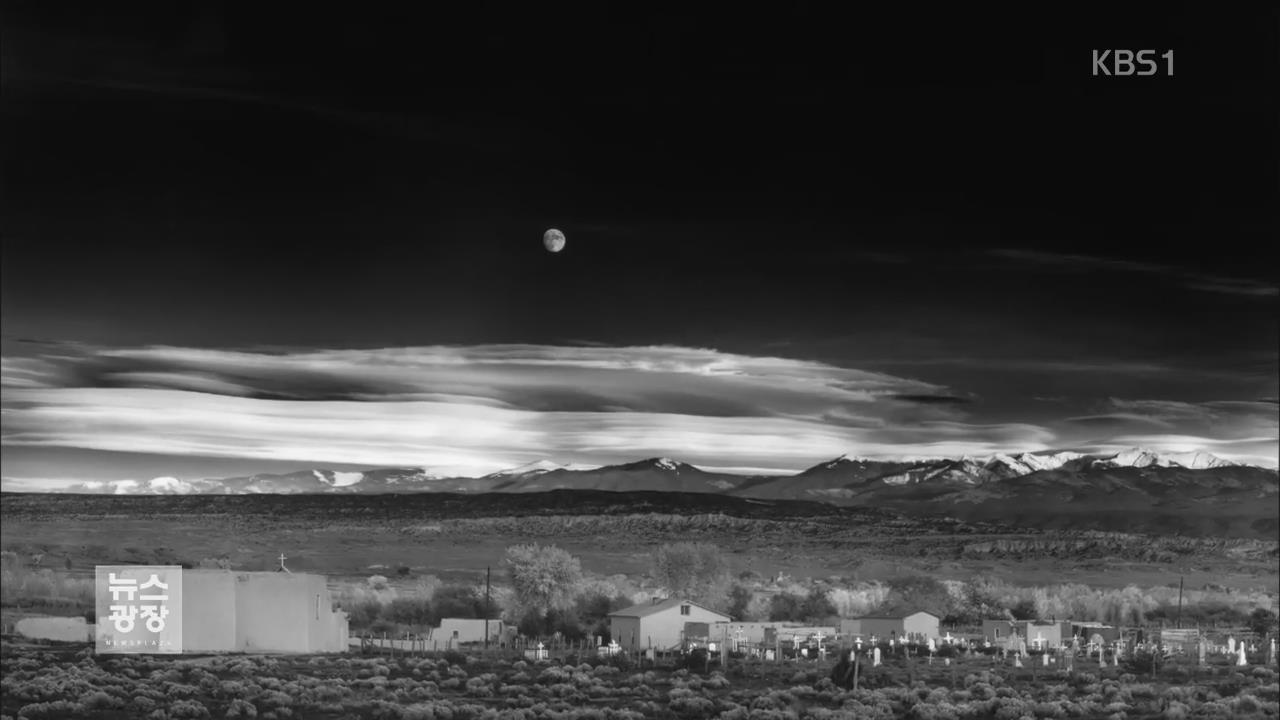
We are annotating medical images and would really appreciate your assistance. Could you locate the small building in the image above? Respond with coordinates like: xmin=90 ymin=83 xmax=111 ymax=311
xmin=982 ymin=619 xmax=1017 ymax=643
xmin=1072 ymin=622 xmax=1121 ymax=644
xmin=435 ymin=618 xmax=504 ymax=645
xmin=1022 ymin=621 xmax=1071 ymax=649
xmin=609 ymin=598 xmax=731 ymax=652
xmin=842 ymin=611 xmax=940 ymax=643
xmin=981 ymin=619 xmax=1073 ymax=648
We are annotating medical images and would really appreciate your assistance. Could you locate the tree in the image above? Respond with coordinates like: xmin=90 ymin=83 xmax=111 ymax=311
xmin=1010 ymin=598 xmax=1038 ymax=621
xmin=768 ymin=592 xmax=804 ymax=622
xmin=768 ymin=587 xmax=837 ymax=623
xmin=651 ymin=542 xmax=730 ymax=609
xmin=883 ymin=575 xmax=956 ymax=619
xmin=384 ymin=597 xmax=434 ymax=627
xmin=800 ymin=586 xmax=837 ymax=622
xmin=433 ymin=585 xmax=483 ymax=619
xmin=575 ymin=591 xmax=632 ymax=642
xmin=727 ymin=584 xmax=754 ymax=621
xmin=1248 ymin=607 xmax=1278 ymax=637
xmin=504 ymin=544 xmax=583 ymax=613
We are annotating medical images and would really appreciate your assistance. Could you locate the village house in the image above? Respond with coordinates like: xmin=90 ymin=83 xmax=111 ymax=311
xmin=841 ymin=611 xmax=939 ymax=642
xmin=608 ymin=598 xmax=731 ymax=652
xmin=435 ymin=618 xmax=505 ymax=645
xmin=981 ymin=619 xmax=1073 ymax=648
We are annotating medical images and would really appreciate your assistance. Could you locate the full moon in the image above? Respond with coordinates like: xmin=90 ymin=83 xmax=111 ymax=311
xmin=543 ymin=228 xmax=566 ymax=253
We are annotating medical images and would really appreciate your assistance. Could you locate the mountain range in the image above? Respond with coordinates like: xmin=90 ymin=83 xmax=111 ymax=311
xmin=38 ymin=448 xmax=1279 ymax=538
xmin=59 ymin=447 xmax=1270 ymax=496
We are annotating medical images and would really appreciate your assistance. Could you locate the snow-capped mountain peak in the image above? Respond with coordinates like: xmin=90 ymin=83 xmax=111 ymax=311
xmin=653 ymin=457 xmax=681 ymax=471
xmin=312 ymin=470 xmax=364 ymax=487
xmin=1090 ymin=447 xmax=1236 ymax=470
xmin=487 ymin=460 xmax=566 ymax=477
xmin=484 ymin=460 xmax=604 ymax=478
xmin=1162 ymin=451 xmax=1236 ymax=469
xmin=983 ymin=451 xmax=1083 ymax=476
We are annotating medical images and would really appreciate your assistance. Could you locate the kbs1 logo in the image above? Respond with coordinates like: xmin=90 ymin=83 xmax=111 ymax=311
xmin=1093 ymin=49 xmax=1173 ymax=76
xmin=95 ymin=565 xmax=184 ymax=654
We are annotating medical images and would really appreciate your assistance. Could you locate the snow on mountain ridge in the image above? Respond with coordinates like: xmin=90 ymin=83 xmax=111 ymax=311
xmin=1091 ymin=447 xmax=1236 ymax=470
xmin=653 ymin=457 xmax=680 ymax=471
xmin=486 ymin=460 xmax=603 ymax=477
xmin=312 ymin=470 xmax=365 ymax=487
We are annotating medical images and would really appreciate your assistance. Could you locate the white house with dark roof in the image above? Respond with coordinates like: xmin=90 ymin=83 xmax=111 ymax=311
xmin=608 ymin=598 xmax=731 ymax=652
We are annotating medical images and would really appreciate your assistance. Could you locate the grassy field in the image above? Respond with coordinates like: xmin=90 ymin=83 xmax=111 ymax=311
xmin=2 ymin=638 xmax=1278 ymax=719
xmin=2 ymin=491 xmax=1276 ymax=595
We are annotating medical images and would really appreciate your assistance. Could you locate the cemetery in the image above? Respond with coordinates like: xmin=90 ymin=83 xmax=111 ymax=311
xmin=3 ymin=621 xmax=1277 ymax=720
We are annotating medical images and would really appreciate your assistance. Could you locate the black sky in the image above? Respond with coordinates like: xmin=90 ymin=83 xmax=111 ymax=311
xmin=1 ymin=3 xmax=1278 ymax=484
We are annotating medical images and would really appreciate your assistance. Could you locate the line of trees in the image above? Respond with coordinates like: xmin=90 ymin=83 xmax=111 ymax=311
xmin=342 ymin=542 xmax=1280 ymax=640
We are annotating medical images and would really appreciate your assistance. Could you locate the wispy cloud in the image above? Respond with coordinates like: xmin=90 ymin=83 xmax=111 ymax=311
xmin=988 ymin=249 xmax=1277 ymax=298
xmin=5 ymin=344 xmax=1274 ymax=483
xmin=887 ymin=394 xmax=974 ymax=405
xmin=1058 ymin=397 xmax=1278 ymax=467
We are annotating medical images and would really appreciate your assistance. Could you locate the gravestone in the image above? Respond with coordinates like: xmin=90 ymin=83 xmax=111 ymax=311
xmin=873 ymin=647 xmax=881 ymax=667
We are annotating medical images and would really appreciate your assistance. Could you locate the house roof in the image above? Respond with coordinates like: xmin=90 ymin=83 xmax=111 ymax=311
xmin=609 ymin=598 xmax=731 ymax=620
xmin=850 ymin=611 xmax=940 ymax=621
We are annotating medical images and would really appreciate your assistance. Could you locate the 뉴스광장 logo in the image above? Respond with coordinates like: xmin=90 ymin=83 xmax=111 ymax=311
xmin=95 ymin=565 xmax=183 ymax=654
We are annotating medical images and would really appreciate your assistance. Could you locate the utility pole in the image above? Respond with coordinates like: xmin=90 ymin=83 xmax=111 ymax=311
xmin=1176 ymin=575 xmax=1184 ymax=629
xmin=485 ymin=566 xmax=492 ymax=649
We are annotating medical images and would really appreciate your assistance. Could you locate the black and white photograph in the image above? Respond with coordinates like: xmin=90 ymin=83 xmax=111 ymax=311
xmin=2 ymin=3 xmax=1278 ymax=718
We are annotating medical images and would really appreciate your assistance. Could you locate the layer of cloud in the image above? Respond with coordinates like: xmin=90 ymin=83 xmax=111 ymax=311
xmin=3 ymin=344 xmax=1275 ymax=483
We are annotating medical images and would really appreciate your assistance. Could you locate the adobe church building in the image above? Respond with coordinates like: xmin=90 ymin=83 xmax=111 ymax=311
xmin=609 ymin=598 xmax=731 ymax=652
xmin=182 ymin=570 xmax=349 ymax=653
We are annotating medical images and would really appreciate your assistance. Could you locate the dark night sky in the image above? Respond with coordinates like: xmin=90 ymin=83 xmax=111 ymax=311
xmin=2 ymin=3 xmax=1277 ymax=487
